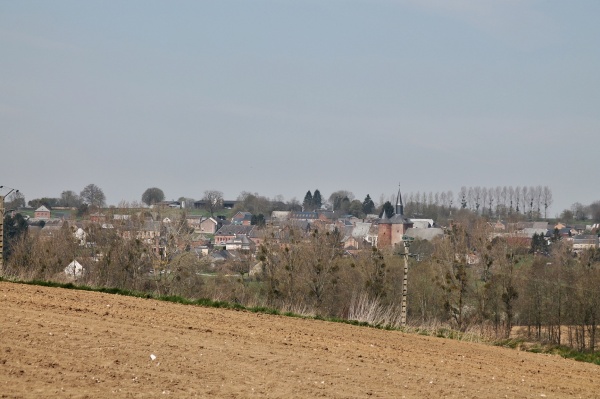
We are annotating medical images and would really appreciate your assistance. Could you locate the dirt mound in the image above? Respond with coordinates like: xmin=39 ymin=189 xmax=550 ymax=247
xmin=0 ymin=281 xmax=597 ymax=398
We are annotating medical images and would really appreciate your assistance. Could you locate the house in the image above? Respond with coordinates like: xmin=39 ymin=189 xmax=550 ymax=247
xmin=554 ymin=222 xmax=567 ymax=231
xmin=488 ymin=220 xmax=506 ymax=231
xmin=157 ymin=200 xmax=181 ymax=208
xmin=290 ymin=211 xmax=319 ymax=222
xmin=522 ymin=227 xmax=549 ymax=238
xmin=193 ymin=199 xmax=238 ymax=209
xmin=38 ymin=219 xmax=65 ymax=239
xmin=556 ymin=227 xmax=573 ymax=238
xmin=232 ymin=211 xmax=253 ymax=226
xmin=34 ymin=205 xmax=51 ymax=219
xmin=139 ymin=220 xmax=162 ymax=242
xmin=89 ymin=212 xmax=106 ymax=223
xmin=365 ymin=224 xmax=379 ymax=247
xmin=248 ymin=228 xmax=266 ymax=247
xmin=341 ymin=222 xmax=373 ymax=251
xmin=190 ymin=232 xmax=210 ymax=248
xmin=200 ymin=217 xmax=220 ymax=234
xmin=64 ymin=260 xmax=84 ymax=279
xmin=317 ymin=210 xmax=335 ymax=221
xmin=572 ymin=235 xmax=599 ymax=253
xmin=271 ymin=211 xmax=290 ymax=221
xmin=208 ymin=249 xmax=232 ymax=264
xmin=186 ymin=215 xmax=203 ymax=229
xmin=503 ymin=235 xmax=533 ymax=249
xmin=404 ymin=227 xmax=444 ymax=242
xmin=342 ymin=235 xmax=362 ymax=254
xmin=214 ymin=225 xmax=255 ymax=246
xmin=192 ymin=245 xmax=210 ymax=258
xmin=225 ymin=234 xmax=255 ymax=251
xmin=74 ymin=227 xmax=87 ymax=246
xmin=409 ymin=219 xmax=435 ymax=229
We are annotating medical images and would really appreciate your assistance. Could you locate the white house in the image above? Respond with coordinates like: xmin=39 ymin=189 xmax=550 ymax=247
xmin=64 ymin=260 xmax=84 ymax=279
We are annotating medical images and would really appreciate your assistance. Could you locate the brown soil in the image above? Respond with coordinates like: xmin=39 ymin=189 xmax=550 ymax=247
xmin=1 ymin=281 xmax=598 ymax=398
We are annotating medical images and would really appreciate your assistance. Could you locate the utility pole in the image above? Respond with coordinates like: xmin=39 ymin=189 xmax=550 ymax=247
xmin=400 ymin=235 xmax=414 ymax=326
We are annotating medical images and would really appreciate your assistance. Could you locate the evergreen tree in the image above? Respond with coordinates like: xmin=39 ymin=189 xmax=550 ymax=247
xmin=362 ymin=194 xmax=375 ymax=215
xmin=348 ymin=200 xmax=364 ymax=218
xmin=251 ymin=214 xmax=266 ymax=227
xmin=530 ymin=233 xmax=549 ymax=254
xmin=380 ymin=201 xmax=394 ymax=218
xmin=303 ymin=190 xmax=313 ymax=211
xmin=3 ymin=213 xmax=28 ymax=261
xmin=313 ymin=189 xmax=322 ymax=210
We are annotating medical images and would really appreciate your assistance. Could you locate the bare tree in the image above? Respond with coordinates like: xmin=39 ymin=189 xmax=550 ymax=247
xmin=434 ymin=225 xmax=473 ymax=332
xmin=80 ymin=184 xmax=106 ymax=208
xmin=202 ymin=190 xmax=223 ymax=217
xmin=467 ymin=187 xmax=474 ymax=210
xmin=481 ymin=188 xmax=488 ymax=216
xmin=299 ymin=228 xmax=342 ymax=314
xmin=5 ymin=191 xmax=25 ymax=209
xmin=490 ymin=238 xmax=520 ymax=338
xmin=447 ymin=190 xmax=454 ymax=209
xmin=487 ymin=188 xmax=494 ymax=218
xmin=515 ymin=186 xmax=521 ymax=213
xmin=589 ymin=201 xmax=600 ymax=223
xmin=474 ymin=187 xmax=482 ymax=213
xmin=571 ymin=202 xmax=587 ymax=220
xmin=460 ymin=186 xmax=467 ymax=209
xmin=234 ymin=191 xmax=272 ymax=215
xmin=329 ymin=190 xmax=354 ymax=211
xmin=542 ymin=186 xmax=553 ymax=219
xmin=533 ymin=186 xmax=543 ymax=218
xmin=527 ymin=186 xmax=536 ymax=220
xmin=495 ymin=186 xmax=503 ymax=217
xmin=440 ymin=191 xmax=448 ymax=209
xmin=522 ymin=186 xmax=529 ymax=216
xmin=60 ymin=190 xmax=81 ymax=207
xmin=496 ymin=187 xmax=506 ymax=218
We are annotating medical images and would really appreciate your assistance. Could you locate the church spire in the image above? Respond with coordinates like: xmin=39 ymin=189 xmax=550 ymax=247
xmin=396 ymin=183 xmax=404 ymax=216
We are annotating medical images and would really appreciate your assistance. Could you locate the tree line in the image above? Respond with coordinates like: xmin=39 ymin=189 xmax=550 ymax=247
xmin=20 ymin=184 xmax=600 ymax=226
xmin=402 ymin=185 xmax=554 ymax=221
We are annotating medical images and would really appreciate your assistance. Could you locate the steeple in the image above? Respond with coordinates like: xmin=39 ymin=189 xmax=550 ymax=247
xmin=395 ymin=183 xmax=404 ymax=216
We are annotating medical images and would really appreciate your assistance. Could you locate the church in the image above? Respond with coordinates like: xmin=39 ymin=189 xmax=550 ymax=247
xmin=377 ymin=185 xmax=413 ymax=248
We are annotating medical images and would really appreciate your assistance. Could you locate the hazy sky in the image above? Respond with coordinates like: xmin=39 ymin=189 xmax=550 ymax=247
xmin=1 ymin=0 xmax=599 ymax=215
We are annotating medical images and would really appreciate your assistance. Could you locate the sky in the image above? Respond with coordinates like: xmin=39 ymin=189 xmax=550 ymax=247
xmin=1 ymin=0 xmax=599 ymax=216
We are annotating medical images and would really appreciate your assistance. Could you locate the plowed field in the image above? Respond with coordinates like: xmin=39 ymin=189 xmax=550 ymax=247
xmin=1 ymin=281 xmax=598 ymax=398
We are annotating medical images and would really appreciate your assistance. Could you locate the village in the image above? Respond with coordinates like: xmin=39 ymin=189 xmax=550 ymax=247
xmin=14 ymin=186 xmax=600 ymax=279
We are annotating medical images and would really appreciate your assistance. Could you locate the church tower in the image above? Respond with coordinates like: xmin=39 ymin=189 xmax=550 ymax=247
xmin=377 ymin=183 xmax=413 ymax=249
